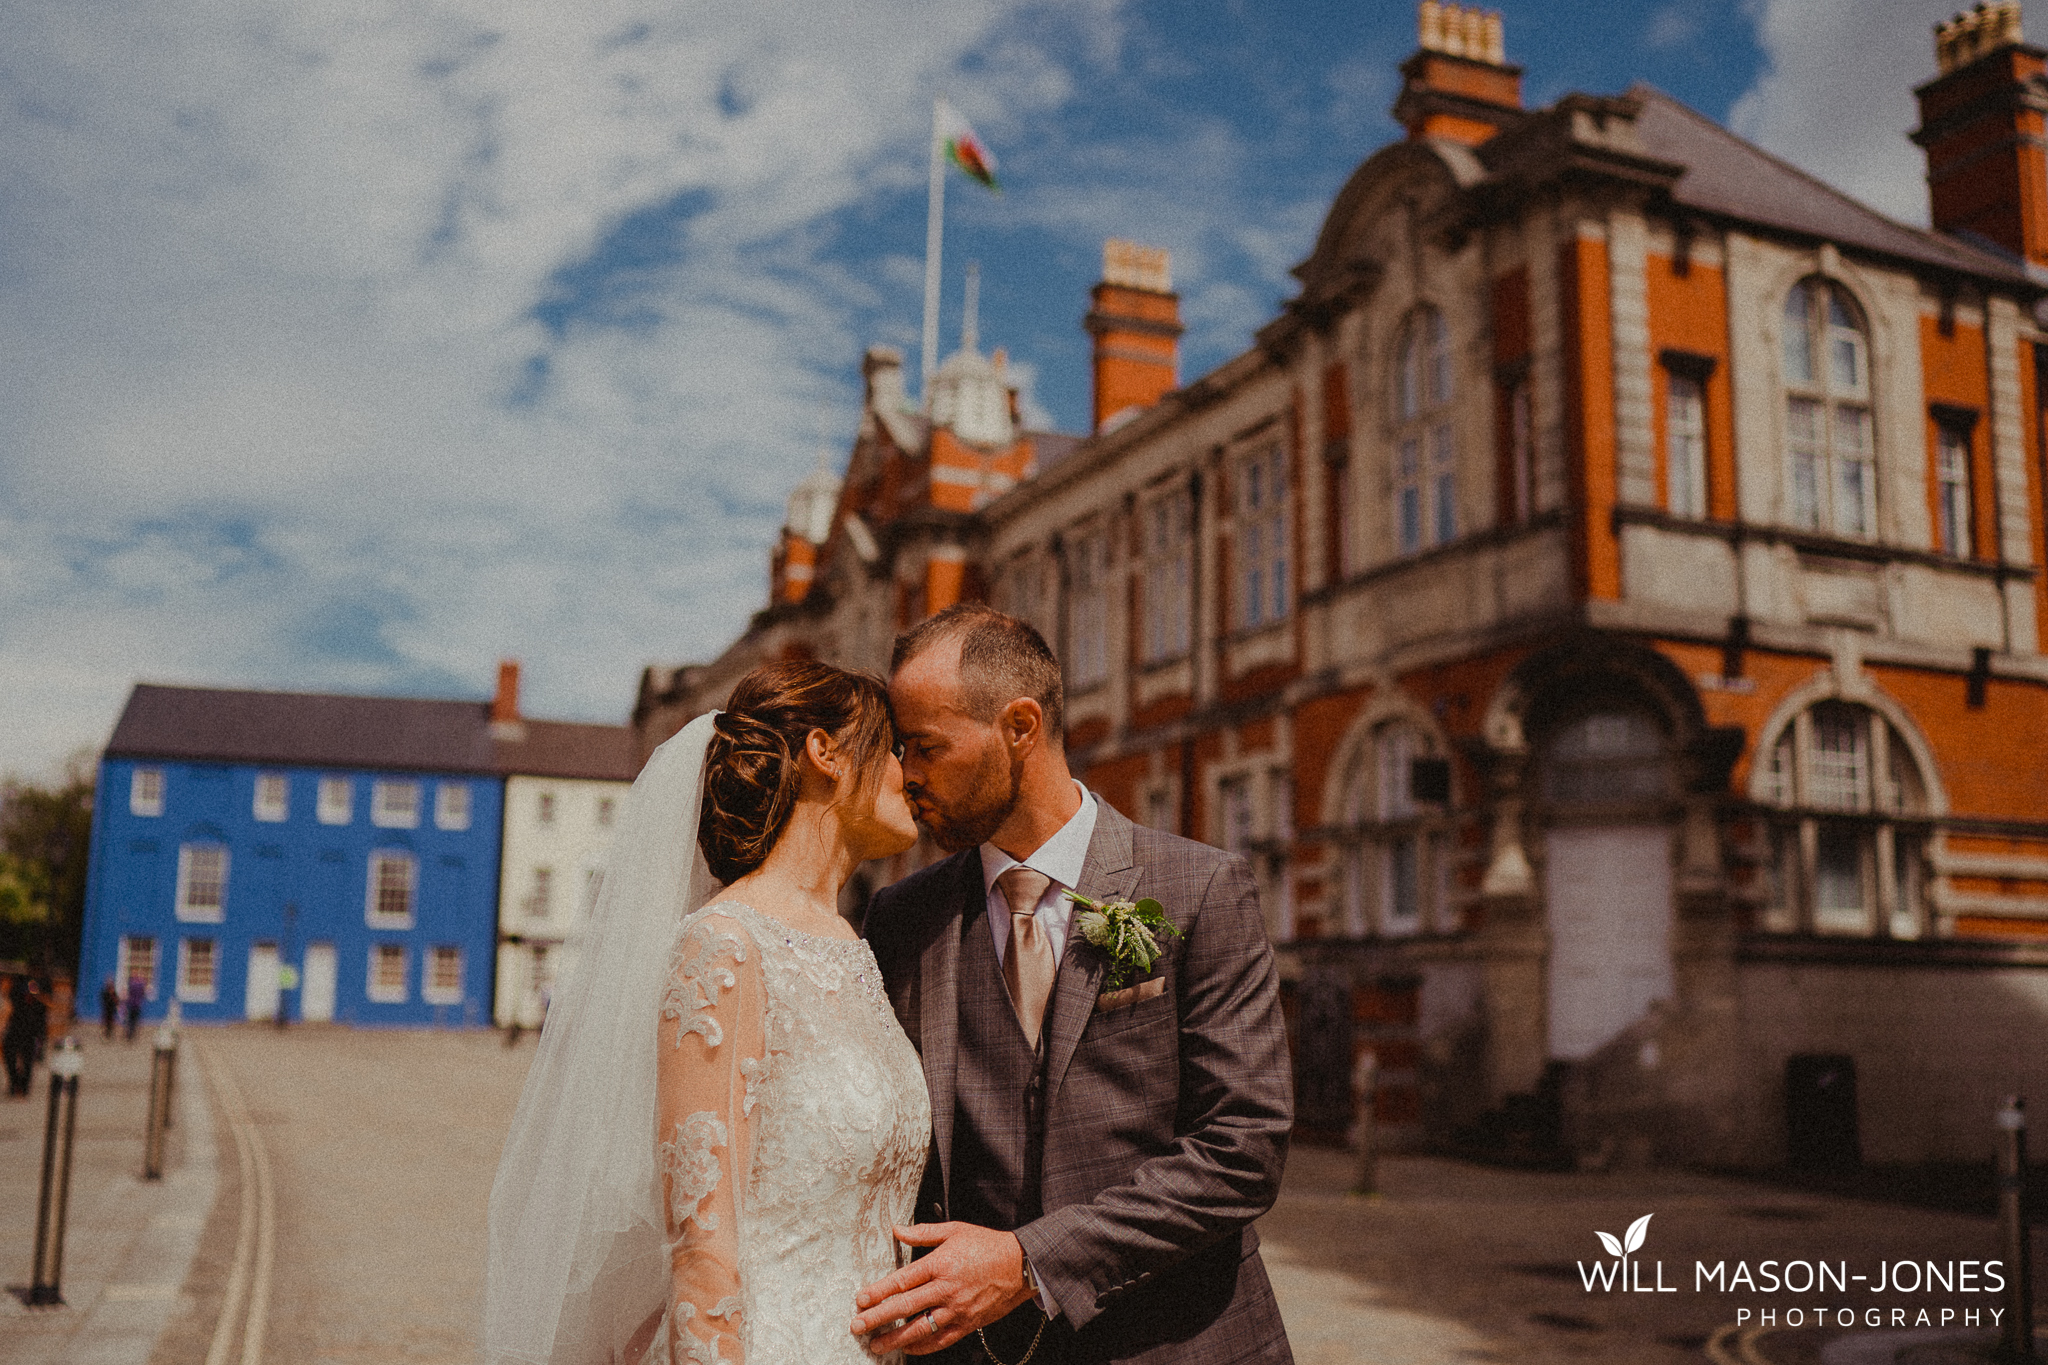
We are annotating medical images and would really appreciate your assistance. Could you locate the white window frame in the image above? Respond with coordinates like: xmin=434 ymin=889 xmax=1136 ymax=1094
xmin=1141 ymin=484 xmax=1194 ymax=664
xmin=524 ymin=865 xmax=554 ymax=921
xmin=1936 ymin=421 xmax=1973 ymax=557
xmin=317 ymin=776 xmax=353 ymax=826
xmin=422 ymin=945 xmax=464 ymax=1006
xmin=1759 ymin=702 xmax=1930 ymax=940
xmin=1235 ymin=443 xmax=1290 ymax=630
xmin=130 ymin=767 xmax=166 ymax=817
xmin=1782 ymin=279 xmax=1875 ymax=537
xmin=365 ymin=850 xmax=418 ymax=930
xmin=435 ymin=781 xmax=471 ymax=831
xmin=371 ymin=779 xmax=422 ymax=829
xmin=1066 ymin=527 xmax=1110 ymax=690
xmin=175 ymin=843 xmax=229 ymax=924
xmin=1666 ymin=370 xmax=1708 ymax=518
xmin=1394 ymin=307 xmax=1456 ymax=555
xmin=177 ymin=937 xmax=219 ymax=1003
xmin=367 ymin=943 xmax=409 ymax=1004
xmin=253 ymin=772 xmax=289 ymax=823
xmin=1219 ymin=774 xmax=1255 ymax=856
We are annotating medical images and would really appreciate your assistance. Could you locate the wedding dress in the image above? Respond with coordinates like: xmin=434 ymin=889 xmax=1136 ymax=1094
xmin=484 ymin=714 xmax=929 ymax=1365
xmin=653 ymin=901 xmax=930 ymax=1364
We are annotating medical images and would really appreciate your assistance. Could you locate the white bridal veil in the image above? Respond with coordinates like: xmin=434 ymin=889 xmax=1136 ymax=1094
xmin=485 ymin=712 xmax=722 ymax=1364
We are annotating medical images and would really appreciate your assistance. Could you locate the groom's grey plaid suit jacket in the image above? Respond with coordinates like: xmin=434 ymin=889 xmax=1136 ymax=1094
xmin=865 ymin=800 xmax=1294 ymax=1364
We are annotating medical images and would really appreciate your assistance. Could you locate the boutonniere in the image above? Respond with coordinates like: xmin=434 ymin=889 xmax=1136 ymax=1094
xmin=1062 ymin=890 xmax=1181 ymax=990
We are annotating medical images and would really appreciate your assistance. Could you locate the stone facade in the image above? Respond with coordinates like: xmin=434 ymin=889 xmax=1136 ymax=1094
xmin=645 ymin=3 xmax=2048 ymax=1168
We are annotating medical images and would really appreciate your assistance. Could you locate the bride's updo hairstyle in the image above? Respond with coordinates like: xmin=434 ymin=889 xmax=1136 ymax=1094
xmin=698 ymin=657 xmax=894 ymax=885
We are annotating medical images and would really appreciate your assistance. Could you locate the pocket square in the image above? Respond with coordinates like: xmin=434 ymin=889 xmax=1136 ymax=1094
xmin=1096 ymin=976 xmax=1166 ymax=1010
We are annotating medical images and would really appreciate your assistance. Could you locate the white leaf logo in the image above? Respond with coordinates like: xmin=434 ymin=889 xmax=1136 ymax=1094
xmin=1594 ymin=1230 xmax=1623 ymax=1257
xmin=1623 ymin=1213 xmax=1652 ymax=1254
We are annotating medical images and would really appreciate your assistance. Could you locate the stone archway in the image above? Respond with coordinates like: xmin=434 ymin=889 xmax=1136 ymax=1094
xmin=1471 ymin=632 xmax=1746 ymax=1164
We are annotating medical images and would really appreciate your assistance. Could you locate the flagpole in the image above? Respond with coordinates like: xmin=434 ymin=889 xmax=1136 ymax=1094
xmin=920 ymin=96 xmax=946 ymax=409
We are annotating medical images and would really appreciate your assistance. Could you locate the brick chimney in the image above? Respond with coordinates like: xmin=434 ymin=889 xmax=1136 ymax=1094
xmin=1913 ymin=1 xmax=2048 ymax=266
xmin=1085 ymin=240 xmax=1182 ymax=435
xmin=1392 ymin=2 xmax=1522 ymax=146
xmin=491 ymin=659 xmax=521 ymax=736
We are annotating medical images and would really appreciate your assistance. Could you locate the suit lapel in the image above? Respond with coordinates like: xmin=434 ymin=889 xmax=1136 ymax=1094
xmin=918 ymin=852 xmax=976 ymax=1205
xmin=1044 ymin=802 xmax=1141 ymax=1105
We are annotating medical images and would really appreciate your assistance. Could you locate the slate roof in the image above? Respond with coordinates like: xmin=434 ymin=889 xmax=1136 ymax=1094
xmin=107 ymin=684 xmax=498 ymax=774
xmin=1630 ymin=85 xmax=2033 ymax=286
xmin=1027 ymin=430 xmax=1084 ymax=473
xmin=491 ymin=719 xmax=640 ymax=782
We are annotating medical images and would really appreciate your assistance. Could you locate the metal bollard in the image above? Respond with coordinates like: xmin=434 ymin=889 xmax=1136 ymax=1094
xmin=28 ymin=1039 xmax=83 ymax=1306
xmin=162 ymin=1003 xmax=180 ymax=1131
xmin=1998 ymin=1097 xmax=2036 ymax=1361
xmin=142 ymin=1026 xmax=176 ymax=1181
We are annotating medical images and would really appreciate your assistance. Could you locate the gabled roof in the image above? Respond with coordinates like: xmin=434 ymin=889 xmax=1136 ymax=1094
xmin=491 ymin=719 xmax=640 ymax=782
xmin=107 ymin=684 xmax=497 ymax=774
xmin=1630 ymin=85 xmax=2033 ymax=286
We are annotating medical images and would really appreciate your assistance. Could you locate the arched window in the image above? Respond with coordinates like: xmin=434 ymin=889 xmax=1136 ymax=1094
xmin=1782 ymin=279 xmax=1874 ymax=537
xmin=1339 ymin=720 xmax=1451 ymax=938
xmin=1393 ymin=308 xmax=1456 ymax=555
xmin=1757 ymin=701 xmax=1929 ymax=939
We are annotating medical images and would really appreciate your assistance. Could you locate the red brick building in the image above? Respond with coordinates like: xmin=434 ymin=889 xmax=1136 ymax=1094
xmin=643 ymin=1 xmax=2048 ymax=1168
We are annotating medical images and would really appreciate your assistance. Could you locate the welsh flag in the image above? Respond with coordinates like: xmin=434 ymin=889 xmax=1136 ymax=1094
xmin=938 ymin=98 xmax=1000 ymax=192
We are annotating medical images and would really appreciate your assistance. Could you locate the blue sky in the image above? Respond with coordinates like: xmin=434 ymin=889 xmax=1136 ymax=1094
xmin=0 ymin=0 xmax=1971 ymax=775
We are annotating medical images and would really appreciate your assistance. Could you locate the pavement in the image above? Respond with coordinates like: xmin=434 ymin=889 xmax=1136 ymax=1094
xmin=0 ymin=1026 xmax=214 ymax=1365
xmin=0 ymin=1025 xmax=2039 ymax=1364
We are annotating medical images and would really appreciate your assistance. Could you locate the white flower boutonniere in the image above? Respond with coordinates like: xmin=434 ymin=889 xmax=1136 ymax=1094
xmin=1062 ymin=890 xmax=1182 ymax=991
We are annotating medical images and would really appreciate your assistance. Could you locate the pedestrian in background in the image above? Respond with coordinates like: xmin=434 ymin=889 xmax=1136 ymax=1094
xmin=99 ymin=976 xmax=119 ymax=1040
xmin=123 ymin=973 xmax=144 ymax=1042
xmin=3 ymin=978 xmax=47 ymax=1096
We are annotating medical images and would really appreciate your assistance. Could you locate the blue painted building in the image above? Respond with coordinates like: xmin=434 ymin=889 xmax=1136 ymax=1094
xmin=81 ymin=684 xmax=505 ymax=1026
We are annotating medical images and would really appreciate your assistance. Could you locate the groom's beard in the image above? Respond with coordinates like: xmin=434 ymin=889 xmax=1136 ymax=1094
xmin=918 ymin=737 xmax=1025 ymax=852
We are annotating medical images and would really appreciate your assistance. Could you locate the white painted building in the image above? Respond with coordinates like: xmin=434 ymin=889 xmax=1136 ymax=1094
xmin=487 ymin=662 xmax=640 ymax=1027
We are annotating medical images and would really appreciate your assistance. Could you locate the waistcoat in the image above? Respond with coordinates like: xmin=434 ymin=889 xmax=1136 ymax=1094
xmin=948 ymin=896 xmax=1052 ymax=1233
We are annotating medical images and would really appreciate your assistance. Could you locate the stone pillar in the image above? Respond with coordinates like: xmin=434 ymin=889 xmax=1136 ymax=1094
xmin=1473 ymin=729 xmax=1547 ymax=1105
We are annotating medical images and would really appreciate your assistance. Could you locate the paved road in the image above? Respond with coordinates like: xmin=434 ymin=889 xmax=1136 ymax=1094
xmin=149 ymin=1027 xmax=531 ymax=1365
xmin=20 ymin=1024 xmax=2033 ymax=1365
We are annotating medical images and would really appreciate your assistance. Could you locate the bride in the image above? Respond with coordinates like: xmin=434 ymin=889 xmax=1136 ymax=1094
xmin=485 ymin=659 xmax=929 ymax=1364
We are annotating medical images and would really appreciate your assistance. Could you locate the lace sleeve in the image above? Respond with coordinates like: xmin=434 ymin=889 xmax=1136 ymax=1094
xmin=655 ymin=912 xmax=766 ymax=1365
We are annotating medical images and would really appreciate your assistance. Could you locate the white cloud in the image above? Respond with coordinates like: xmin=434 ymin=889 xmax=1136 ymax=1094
xmin=1729 ymin=0 xmax=1959 ymax=225
xmin=0 ymin=0 xmax=1123 ymax=777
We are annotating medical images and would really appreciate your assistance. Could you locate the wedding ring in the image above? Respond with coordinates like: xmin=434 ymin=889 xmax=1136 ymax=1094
xmin=924 ymin=1312 xmax=937 ymax=1335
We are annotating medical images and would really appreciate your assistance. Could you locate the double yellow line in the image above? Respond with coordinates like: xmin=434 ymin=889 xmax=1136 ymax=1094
xmin=194 ymin=1042 xmax=277 ymax=1365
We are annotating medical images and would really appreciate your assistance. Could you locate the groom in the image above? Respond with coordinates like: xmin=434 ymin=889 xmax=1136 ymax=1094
xmin=853 ymin=604 xmax=1294 ymax=1363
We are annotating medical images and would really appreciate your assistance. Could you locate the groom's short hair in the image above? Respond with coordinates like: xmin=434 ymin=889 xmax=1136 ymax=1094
xmin=892 ymin=603 xmax=1065 ymax=742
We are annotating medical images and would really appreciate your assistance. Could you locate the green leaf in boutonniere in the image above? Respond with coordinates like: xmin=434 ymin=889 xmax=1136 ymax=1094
xmin=1064 ymin=891 xmax=1182 ymax=991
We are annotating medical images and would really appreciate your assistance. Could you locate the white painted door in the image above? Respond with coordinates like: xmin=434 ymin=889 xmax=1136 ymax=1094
xmin=301 ymin=943 xmax=337 ymax=1023
xmin=1543 ymin=825 xmax=1674 ymax=1060
xmin=245 ymin=942 xmax=281 ymax=1021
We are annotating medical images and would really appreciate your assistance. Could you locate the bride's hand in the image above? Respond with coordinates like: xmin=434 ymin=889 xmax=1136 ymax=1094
xmin=848 ymin=1223 xmax=1035 ymax=1356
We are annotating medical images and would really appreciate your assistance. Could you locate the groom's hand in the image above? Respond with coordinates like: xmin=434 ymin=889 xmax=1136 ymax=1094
xmin=848 ymin=1222 xmax=1035 ymax=1356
